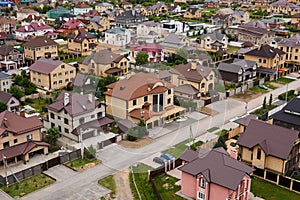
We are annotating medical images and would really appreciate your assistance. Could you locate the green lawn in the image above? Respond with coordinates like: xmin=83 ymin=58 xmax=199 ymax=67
xmin=62 ymin=56 xmax=86 ymax=63
xmin=130 ymin=164 xmax=156 ymax=200
xmin=271 ymin=77 xmax=295 ymax=85
xmin=98 ymin=175 xmax=116 ymax=198
xmin=251 ymin=105 xmax=277 ymax=118
xmin=65 ymin=158 xmax=100 ymax=171
xmin=227 ymin=46 xmax=240 ymax=53
xmin=24 ymin=97 xmax=51 ymax=113
xmin=207 ymin=127 xmax=219 ymax=133
xmin=250 ymin=86 xmax=269 ymax=93
xmin=153 ymin=174 xmax=184 ymax=200
xmin=0 ymin=174 xmax=55 ymax=198
xmin=162 ymin=139 xmax=189 ymax=158
xmin=214 ymin=82 xmax=226 ymax=92
xmin=251 ymin=177 xmax=300 ymax=200
xmin=264 ymin=82 xmax=278 ymax=90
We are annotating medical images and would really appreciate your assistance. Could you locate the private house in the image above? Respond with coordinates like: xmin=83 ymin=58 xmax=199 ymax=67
xmin=29 ymin=58 xmax=76 ymax=90
xmin=129 ymin=43 xmax=165 ymax=63
xmin=237 ymin=119 xmax=300 ymax=175
xmin=161 ymin=20 xmax=190 ymax=33
xmin=104 ymin=72 xmax=185 ymax=128
xmin=21 ymin=15 xmax=44 ymax=26
xmin=160 ymin=33 xmax=190 ymax=54
xmin=0 ymin=32 xmax=7 ymax=45
xmin=211 ymin=10 xmax=250 ymax=28
xmin=95 ymin=2 xmax=113 ymax=13
xmin=170 ymin=62 xmax=215 ymax=99
xmin=148 ymin=2 xmax=168 ymax=16
xmin=218 ymin=59 xmax=258 ymax=83
xmin=104 ymin=27 xmax=131 ymax=47
xmin=0 ymin=73 xmax=12 ymax=92
xmin=67 ymin=30 xmax=97 ymax=56
xmin=269 ymin=0 xmax=299 ymax=15
xmin=47 ymin=6 xmax=71 ymax=19
xmin=204 ymin=0 xmax=220 ymax=8
xmin=24 ymin=36 xmax=58 ymax=61
xmin=179 ymin=148 xmax=254 ymax=200
xmin=291 ymin=13 xmax=300 ymax=26
xmin=0 ymin=91 xmax=20 ymax=112
xmin=87 ymin=16 xmax=110 ymax=32
xmin=115 ymin=10 xmax=147 ymax=27
xmin=136 ymin=21 xmax=163 ymax=43
xmin=134 ymin=4 xmax=149 ymax=16
xmin=54 ymin=14 xmax=76 ymax=26
xmin=199 ymin=31 xmax=228 ymax=51
xmin=183 ymin=7 xmax=202 ymax=19
xmin=17 ymin=8 xmax=39 ymax=21
xmin=44 ymin=91 xmax=115 ymax=143
xmin=56 ymin=19 xmax=87 ymax=37
xmin=79 ymin=49 xmax=128 ymax=77
xmin=0 ymin=17 xmax=16 ymax=34
xmin=73 ymin=3 xmax=93 ymax=15
xmin=0 ymin=111 xmax=49 ymax=164
xmin=15 ymin=22 xmax=55 ymax=41
xmin=0 ymin=45 xmax=25 ymax=71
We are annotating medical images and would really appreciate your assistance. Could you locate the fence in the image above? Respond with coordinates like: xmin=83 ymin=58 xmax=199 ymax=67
xmin=253 ymin=168 xmax=300 ymax=194
xmin=0 ymin=149 xmax=81 ymax=186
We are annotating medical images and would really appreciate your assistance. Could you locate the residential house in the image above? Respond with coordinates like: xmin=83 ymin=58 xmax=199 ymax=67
xmin=179 ymin=148 xmax=254 ymax=200
xmin=237 ymin=119 xmax=300 ymax=175
xmin=0 ymin=111 xmax=49 ymax=164
xmin=212 ymin=10 xmax=250 ymax=28
xmin=21 ymin=15 xmax=44 ymax=26
xmin=56 ymin=19 xmax=87 ymax=37
xmin=160 ymin=33 xmax=190 ymax=54
xmin=136 ymin=21 xmax=163 ymax=43
xmin=170 ymin=62 xmax=215 ymax=99
xmin=47 ymin=6 xmax=71 ymax=19
xmin=121 ymin=1 xmax=133 ymax=10
xmin=95 ymin=2 xmax=113 ymax=13
xmin=0 ymin=73 xmax=12 ymax=92
xmin=269 ymin=0 xmax=300 ymax=15
xmin=148 ymin=2 xmax=169 ymax=16
xmin=0 ymin=17 xmax=16 ymax=34
xmin=24 ymin=36 xmax=58 ymax=61
xmin=104 ymin=72 xmax=185 ymax=128
xmin=17 ymin=8 xmax=39 ymax=21
xmin=0 ymin=45 xmax=24 ymax=71
xmin=291 ymin=13 xmax=300 ymax=26
xmin=73 ymin=3 xmax=92 ymax=15
xmin=29 ymin=58 xmax=76 ymax=90
xmin=183 ymin=7 xmax=202 ymax=19
xmin=16 ymin=22 xmax=55 ymax=41
xmin=0 ymin=91 xmax=20 ymax=112
xmin=199 ymin=31 xmax=228 ymax=51
xmin=115 ymin=10 xmax=147 ymax=27
xmin=204 ymin=0 xmax=220 ymax=8
xmin=129 ymin=43 xmax=165 ymax=63
xmin=104 ymin=27 xmax=131 ymax=47
xmin=79 ymin=49 xmax=128 ymax=77
xmin=44 ymin=91 xmax=115 ymax=143
xmin=218 ymin=59 xmax=258 ymax=83
xmin=134 ymin=4 xmax=149 ymax=16
xmin=0 ymin=32 xmax=7 ymax=45
xmin=67 ymin=30 xmax=97 ymax=56
xmin=168 ymin=4 xmax=181 ymax=13
xmin=87 ymin=16 xmax=110 ymax=32
xmin=161 ymin=20 xmax=190 ymax=33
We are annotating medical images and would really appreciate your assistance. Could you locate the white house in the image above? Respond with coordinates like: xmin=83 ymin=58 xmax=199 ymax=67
xmin=0 ymin=73 xmax=12 ymax=92
xmin=0 ymin=91 xmax=20 ymax=113
xmin=16 ymin=22 xmax=55 ymax=41
xmin=161 ymin=20 xmax=190 ymax=33
xmin=73 ymin=3 xmax=93 ymax=15
xmin=104 ymin=27 xmax=131 ymax=47
xmin=136 ymin=21 xmax=164 ymax=43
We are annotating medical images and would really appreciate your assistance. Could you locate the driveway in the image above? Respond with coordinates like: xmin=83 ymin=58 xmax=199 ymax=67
xmin=43 ymin=165 xmax=77 ymax=182
xmin=140 ymin=152 xmax=162 ymax=169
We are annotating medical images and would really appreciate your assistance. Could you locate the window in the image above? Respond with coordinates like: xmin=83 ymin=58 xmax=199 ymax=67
xmin=3 ymin=142 xmax=9 ymax=148
xmin=97 ymin=112 xmax=103 ymax=118
xmin=79 ymin=118 xmax=85 ymax=124
xmin=61 ymin=65 xmax=65 ymax=69
xmin=201 ymin=83 xmax=205 ymax=88
xmin=51 ymin=123 xmax=55 ymax=128
xmin=65 ymin=79 xmax=69 ymax=83
xmin=58 ymin=72 xmax=62 ymax=77
xmin=14 ymin=139 xmax=18 ymax=144
xmin=70 ymin=70 xmax=74 ymax=74
xmin=38 ymin=79 xmax=41 ymax=83
xmin=50 ymin=113 xmax=55 ymax=119
xmin=295 ymin=56 xmax=298 ymax=60
xmin=263 ymin=59 xmax=266 ymax=64
xmin=259 ymin=59 xmax=262 ymax=63
xmin=144 ymin=96 xmax=148 ymax=102
xmin=167 ymin=98 xmax=171 ymax=104
xmin=133 ymin=99 xmax=137 ymax=106
xmin=45 ymin=46 xmax=49 ymax=50
xmin=296 ymin=49 xmax=299 ymax=53
xmin=200 ymin=178 xmax=206 ymax=189
xmin=65 ymin=128 xmax=69 ymax=133
xmin=65 ymin=71 xmax=69 ymax=76
xmin=54 ymin=81 xmax=57 ymax=85
xmin=58 ymin=126 xmax=61 ymax=132
xmin=64 ymin=118 xmax=69 ymax=125
xmin=198 ymin=192 xmax=205 ymax=200
xmin=257 ymin=148 xmax=261 ymax=160
xmin=53 ymin=73 xmax=57 ymax=78
xmin=58 ymin=116 xmax=61 ymax=120
xmin=59 ymin=80 xmax=62 ymax=84
xmin=168 ymin=89 xmax=171 ymax=94
xmin=91 ymin=114 xmax=95 ymax=119
xmin=27 ymin=134 xmax=32 ymax=141
xmin=209 ymin=74 xmax=213 ymax=80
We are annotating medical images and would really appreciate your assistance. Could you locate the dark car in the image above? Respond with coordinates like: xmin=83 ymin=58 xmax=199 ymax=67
xmin=153 ymin=157 xmax=168 ymax=165
xmin=160 ymin=153 xmax=175 ymax=161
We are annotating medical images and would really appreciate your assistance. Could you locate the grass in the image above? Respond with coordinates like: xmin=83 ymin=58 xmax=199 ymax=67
xmin=65 ymin=158 xmax=100 ymax=171
xmin=0 ymin=173 xmax=55 ymax=198
xmin=98 ymin=175 xmax=116 ymax=198
xmin=24 ymin=97 xmax=51 ymax=113
xmin=190 ymin=140 xmax=203 ymax=151
xmin=162 ymin=139 xmax=189 ymax=158
xmin=250 ymin=86 xmax=269 ymax=93
xmin=214 ymin=82 xmax=226 ymax=92
xmin=264 ymin=82 xmax=278 ymax=90
xmin=129 ymin=164 xmax=156 ymax=200
xmin=271 ymin=77 xmax=295 ymax=85
xmin=251 ymin=105 xmax=277 ymax=118
xmin=62 ymin=56 xmax=86 ymax=63
xmin=207 ymin=127 xmax=219 ymax=133
xmin=251 ymin=177 xmax=300 ymax=200
xmin=227 ymin=46 xmax=240 ymax=53
xmin=153 ymin=174 xmax=184 ymax=200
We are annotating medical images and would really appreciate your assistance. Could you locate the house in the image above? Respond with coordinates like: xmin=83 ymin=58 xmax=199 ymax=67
xmin=168 ymin=3 xmax=181 ymax=13
xmin=24 ymin=36 xmax=58 ymax=61
xmin=170 ymin=62 xmax=215 ymax=99
xmin=95 ymin=2 xmax=113 ymax=13
xmin=0 ymin=17 xmax=16 ymax=34
xmin=136 ymin=21 xmax=163 ymax=43
xmin=129 ymin=43 xmax=164 ymax=63
xmin=0 ymin=45 xmax=25 ymax=71
xmin=148 ymin=2 xmax=169 ymax=16
xmin=104 ymin=72 xmax=185 ymax=128
xmin=16 ymin=22 xmax=55 ymax=41
xmin=0 ymin=91 xmax=20 ymax=112
xmin=291 ymin=13 xmax=300 ymax=25
xmin=73 ymin=3 xmax=93 ymax=15
xmin=17 ymin=8 xmax=39 ymax=21
xmin=21 ymin=15 xmax=44 ymax=26
xmin=121 ymin=1 xmax=133 ymax=10
xmin=270 ymin=96 xmax=300 ymax=133
xmin=218 ymin=59 xmax=258 ymax=83
xmin=179 ymin=148 xmax=254 ymax=200
xmin=115 ymin=10 xmax=147 ymax=27
xmin=199 ymin=31 xmax=228 ymax=51
xmin=269 ymin=0 xmax=300 ymax=15
xmin=212 ymin=10 xmax=250 ymax=28
xmin=0 ymin=111 xmax=49 ymax=164
xmin=104 ymin=27 xmax=131 ymax=47
xmin=56 ymin=19 xmax=86 ymax=37
xmin=79 ymin=49 xmax=128 ymax=77
xmin=0 ymin=73 xmax=12 ymax=92
xmin=204 ymin=0 xmax=220 ymax=8
xmin=0 ymin=32 xmax=7 ymax=45
xmin=237 ymin=119 xmax=300 ymax=175
xmin=183 ymin=7 xmax=202 ymax=19
xmin=67 ymin=30 xmax=97 ymax=56
xmin=29 ymin=58 xmax=76 ymax=90
xmin=134 ymin=4 xmax=149 ymax=16
xmin=47 ymin=6 xmax=71 ymax=19
xmin=87 ymin=16 xmax=110 ymax=32
xmin=161 ymin=20 xmax=190 ymax=33
xmin=44 ymin=91 xmax=115 ymax=143
xmin=160 ymin=33 xmax=190 ymax=54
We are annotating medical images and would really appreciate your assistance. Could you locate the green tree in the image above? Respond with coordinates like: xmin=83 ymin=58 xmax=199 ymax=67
xmin=263 ymin=96 xmax=266 ymax=109
xmin=135 ymin=51 xmax=149 ymax=66
xmin=0 ymin=101 xmax=7 ymax=112
xmin=9 ymin=85 xmax=25 ymax=99
xmin=269 ymin=94 xmax=273 ymax=106
xmin=45 ymin=127 xmax=60 ymax=145
xmin=175 ymin=47 xmax=189 ymax=61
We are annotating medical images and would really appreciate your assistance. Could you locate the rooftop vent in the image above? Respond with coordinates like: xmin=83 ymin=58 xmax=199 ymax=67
xmin=64 ymin=93 xmax=70 ymax=106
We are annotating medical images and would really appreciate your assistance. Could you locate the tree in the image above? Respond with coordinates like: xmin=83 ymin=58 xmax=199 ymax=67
xmin=135 ymin=51 xmax=149 ymax=66
xmin=9 ymin=85 xmax=25 ymax=99
xmin=0 ymin=101 xmax=7 ymax=112
xmin=175 ymin=47 xmax=189 ymax=61
xmin=263 ymin=96 xmax=266 ymax=109
xmin=269 ymin=94 xmax=273 ymax=106
xmin=45 ymin=127 xmax=60 ymax=145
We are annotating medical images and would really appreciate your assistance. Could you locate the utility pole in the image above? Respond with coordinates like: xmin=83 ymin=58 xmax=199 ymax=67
xmin=285 ymin=83 xmax=288 ymax=103
xmin=189 ymin=125 xmax=194 ymax=150
xmin=80 ymin=129 xmax=84 ymax=159
xmin=3 ymin=155 xmax=8 ymax=187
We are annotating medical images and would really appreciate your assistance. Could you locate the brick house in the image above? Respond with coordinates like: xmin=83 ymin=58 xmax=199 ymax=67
xmin=67 ymin=30 xmax=97 ymax=56
xmin=0 ymin=45 xmax=25 ymax=71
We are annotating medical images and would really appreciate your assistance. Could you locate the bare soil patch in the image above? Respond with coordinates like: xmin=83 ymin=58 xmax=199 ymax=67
xmin=114 ymin=169 xmax=133 ymax=200
xmin=230 ymin=90 xmax=263 ymax=102
xmin=118 ymin=137 xmax=153 ymax=148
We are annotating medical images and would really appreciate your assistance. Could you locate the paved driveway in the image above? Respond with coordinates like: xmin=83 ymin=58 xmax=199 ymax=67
xmin=43 ymin=165 xmax=77 ymax=182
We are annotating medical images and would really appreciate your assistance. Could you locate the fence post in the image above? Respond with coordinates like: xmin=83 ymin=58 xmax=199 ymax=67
xmin=148 ymin=170 xmax=150 ymax=182
xmin=290 ymin=179 xmax=293 ymax=190
xmin=264 ymin=169 xmax=266 ymax=179
xmin=276 ymin=174 xmax=279 ymax=184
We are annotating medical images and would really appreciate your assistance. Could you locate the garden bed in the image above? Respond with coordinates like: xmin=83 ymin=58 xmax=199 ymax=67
xmin=65 ymin=158 xmax=100 ymax=171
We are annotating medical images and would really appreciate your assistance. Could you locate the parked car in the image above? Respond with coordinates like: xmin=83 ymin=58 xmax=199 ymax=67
xmin=153 ymin=157 xmax=168 ymax=165
xmin=259 ymin=84 xmax=268 ymax=90
xmin=160 ymin=153 xmax=175 ymax=161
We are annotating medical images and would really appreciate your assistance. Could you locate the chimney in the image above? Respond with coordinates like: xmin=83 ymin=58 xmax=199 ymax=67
xmin=190 ymin=62 xmax=197 ymax=70
xmin=20 ymin=110 xmax=26 ymax=118
xmin=88 ymin=93 xmax=93 ymax=103
xmin=25 ymin=26 xmax=28 ymax=31
xmin=64 ymin=93 xmax=70 ymax=106
xmin=3 ymin=118 xmax=8 ymax=128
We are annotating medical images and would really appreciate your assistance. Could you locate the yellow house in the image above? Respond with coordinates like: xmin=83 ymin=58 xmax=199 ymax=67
xmin=148 ymin=2 xmax=169 ymax=16
xmin=268 ymin=0 xmax=299 ymax=16
xmin=87 ymin=17 xmax=110 ymax=32
xmin=104 ymin=72 xmax=185 ymax=128
xmin=0 ymin=111 xmax=49 ymax=164
xmin=67 ymin=30 xmax=97 ymax=56
xmin=275 ymin=34 xmax=300 ymax=65
xmin=183 ymin=7 xmax=202 ymax=19
xmin=79 ymin=49 xmax=129 ymax=77
xmin=29 ymin=58 xmax=76 ymax=90
xmin=237 ymin=119 xmax=300 ymax=175
xmin=24 ymin=36 xmax=58 ymax=61
xmin=95 ymin=2 xmax=114 ymax=13
xmin=291 ymin=13 xmax=300 ymax=24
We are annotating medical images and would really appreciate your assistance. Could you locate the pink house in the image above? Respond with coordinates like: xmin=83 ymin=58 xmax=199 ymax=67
xmin=179 ymin=148 xmax=254 ymax=200
xmin=129 ymin=43 xmax=165 ymax=63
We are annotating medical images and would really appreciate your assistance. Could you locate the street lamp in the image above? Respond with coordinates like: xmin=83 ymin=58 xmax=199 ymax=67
xmin=3 ymin=154 xmax=8 ymax=187
xmin=275 ymin=53 xmax=280 ymax=81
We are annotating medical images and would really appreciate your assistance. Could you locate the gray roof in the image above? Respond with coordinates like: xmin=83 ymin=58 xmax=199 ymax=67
xmin=105 ymin=27 xmax=127 ymax=34
xmin=174 ymin=84 xmax=199 ymax=95
xmin=0 ymin=91 xmax=13 ymax=104
xmin=218 ymin=59 xmax=257 ymax=73
xmin=0 ymin=72 xmax=11 ymax=80
xmin=163 ymin=33 xmax=183 ymax=45
xmin=96 ymin=2 xmax=113 ymax=7
xmin=278 ymin=34 xmax=300 ymax=47
xmin=201 ymin=31 xmax=226 ymax=41
xmin=81 ymin=49 xmax=124 ymax=65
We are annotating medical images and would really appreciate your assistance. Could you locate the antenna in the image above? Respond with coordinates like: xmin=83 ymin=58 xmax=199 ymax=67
xmin=189 ymin=125 xmax=194 ymax=150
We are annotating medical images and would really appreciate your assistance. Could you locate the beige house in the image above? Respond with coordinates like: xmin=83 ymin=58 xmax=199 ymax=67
xmin=274 ymin=34 xmax=300 ymax=65
xmin=148 ymin=2 xmax=169 ymax=16
xmin=0 ymin=111 xmax=49 ymax=164
xmin=29 ymin=58 xmax=76 ymax=90
xmin=136 ymin=21 xmax=163 ymax=41
xmin=291 ymin=13 xmax=300 ymax=24
xmin=199 ymin=31 xmax=228 ymax=51
xmin=87 ymin=16 xmax=110 ymax=32
xmin=0 ymin=73 xmax=12 ymax=92
xmin=16 ymin=8 xmax=39 ymax=21
xmin=237 ymin=119 xmax=300 ymax=175
xmin=183 ymin=7 xmax=202 ymax=19
xmin=68 ymin=30 xmax=97 ymax=56
xmin=95 ymin=2 xmax=114 ymax=13
xmin=24 ymin=36 xmax=58 ymax=61
xmin=104 ymin=72 xmax=185 ymax=128
xmin=268 ymin=0 xmax=300 ymax=16
xmin=79 ymin=49 xmax=129 ymax=77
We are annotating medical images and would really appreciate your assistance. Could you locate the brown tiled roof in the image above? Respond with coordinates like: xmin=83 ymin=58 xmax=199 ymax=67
xmin=245 ymin=44 xmax=285 ymax=58
xmin=29 ymin=58 xmax=66 ymax=74
xmin=180 ymin=149 xmax=199 ymax=163
xmin=104 ymin=67 xmax=123 ymax=74
xmin=233 ymin=114 xmax=258 ymax=127
xmin=76 ymin=3 xmax=92 ymax=8
xmin=68 ymin=30 xmax=96 ymax=43
xmin=0 ymin=45 xmax=15 ymax=56
xmin=104 ymin=72 xmax=174 ymax=101
xmin=0 ymin=111 xmax=43 ymax=135
xmin=179 ymin=148 xmax=254 ymax=191
xmin=23 ymin=36 xmax=57 ymax=48
xmin=0 ymin=91 xmax=13 ymax=104
xmin=0 ymin=32 xmax=7 ymax=40
xmin=81 ymin=49 xmax=125 ymax=65
xmin=129 ymin=108 xmax=152 ymax=121
xmin=19 ymin=8 xmax=39 ymax=14
xmin=237 ymin=119 xmax=298 ymax=160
